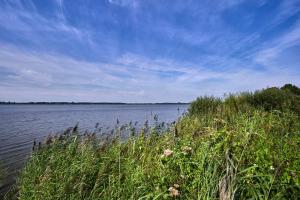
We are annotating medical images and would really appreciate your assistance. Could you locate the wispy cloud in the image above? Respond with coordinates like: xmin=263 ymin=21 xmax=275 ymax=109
xmin=254 ymin=20 xmax=300 ymax=69
xmin=56 ymin=0 xmax=65 ymax=20
xmin=0 ymin=0 xmax=299 ymax=102
xmin=107 ymin=0 xmax=138 ymax=8
xmin=1 ymin=42 xmax=299 ymax=102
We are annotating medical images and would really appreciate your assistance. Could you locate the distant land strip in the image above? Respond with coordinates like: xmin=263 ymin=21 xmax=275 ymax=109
xmin=0 ymin=102 xmax=190 ymax=105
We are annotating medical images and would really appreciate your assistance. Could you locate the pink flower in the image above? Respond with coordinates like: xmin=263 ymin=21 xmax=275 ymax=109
xmin=169 ymin=186 xmax=180 ymax=197
xmin=164 ymin=149 xmax=173 ymax=157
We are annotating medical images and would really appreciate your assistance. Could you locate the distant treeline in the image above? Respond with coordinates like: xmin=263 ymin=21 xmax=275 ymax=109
xmin=0 ymin=102 xmax=189 ymax=105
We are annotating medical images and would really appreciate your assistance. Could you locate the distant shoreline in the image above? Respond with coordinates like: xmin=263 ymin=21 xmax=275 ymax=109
xmin=0 ymin=102 xmax=190 ymax=105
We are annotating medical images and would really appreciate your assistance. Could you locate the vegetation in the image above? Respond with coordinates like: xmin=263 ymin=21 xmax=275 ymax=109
xmin=5 ymin=84 xmax=300 ymax=199
xmin=0 ymin=165 xmax=3 ymax=188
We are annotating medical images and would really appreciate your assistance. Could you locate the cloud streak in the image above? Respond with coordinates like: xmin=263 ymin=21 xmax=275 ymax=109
xmin=0 ymin=0 xmax=299 ymax=102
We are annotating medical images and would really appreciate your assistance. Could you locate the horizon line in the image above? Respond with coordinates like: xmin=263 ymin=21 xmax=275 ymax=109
xmin=0 ymin=101 xmax=190 ymax=105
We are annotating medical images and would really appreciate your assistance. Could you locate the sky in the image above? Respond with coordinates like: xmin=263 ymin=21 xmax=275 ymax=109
xmin=0 ymin=0 xmax=300 ymax=103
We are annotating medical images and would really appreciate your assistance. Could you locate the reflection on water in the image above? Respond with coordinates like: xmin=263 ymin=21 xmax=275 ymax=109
xmin=0 ymin=104 xmax=188 ymax=195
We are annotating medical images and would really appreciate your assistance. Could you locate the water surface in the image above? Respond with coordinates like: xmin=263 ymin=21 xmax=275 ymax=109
xmin=0 ymin=104 xmax=188 ymax=195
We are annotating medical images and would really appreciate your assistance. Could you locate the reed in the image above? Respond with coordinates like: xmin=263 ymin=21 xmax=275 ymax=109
xmin=6 ymin=84 xmax=300 ymax=199
xmin=0 ymin=165 xmax=3 ymax=187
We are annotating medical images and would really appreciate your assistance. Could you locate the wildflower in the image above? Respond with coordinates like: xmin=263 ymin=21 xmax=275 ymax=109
xmin=270 ymin=165 xmax=275 ymax=170
xmin=213 ymin=118 xmax=225 ymax=124
xmin=163 ymin=149 xmax=173 ymax=157
xmin=39 ymin=166 xmax=51 ymax=183
xmin=173 ymin=183 xmax=180 ymax=188
xmin=181 ymin=146 xmax=192 ymax=154
xmin=168 ymin=186 xmax=180 ymax=197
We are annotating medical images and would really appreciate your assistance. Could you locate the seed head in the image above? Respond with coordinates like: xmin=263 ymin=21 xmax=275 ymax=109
xmin=181 ymin=146 xmax=192 ymax=154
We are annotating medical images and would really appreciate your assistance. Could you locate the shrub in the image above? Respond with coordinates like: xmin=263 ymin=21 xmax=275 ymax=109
xmin=188 ymin=96 xmax=222 ymax=116
xmin=251 ymin=87 xmax=291 ymax=110
xmin=224 ymin=92 xmax=254 ymax=113
xmin=249 ymin=87 xmax=300 ymax=115
xmin=281 ymin=84 xmax=300 ymax=96
xmin=189 ymin=84 xmax=300 ymax=117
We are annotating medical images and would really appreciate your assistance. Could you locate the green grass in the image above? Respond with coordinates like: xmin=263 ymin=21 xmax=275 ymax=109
xmin=0 ymin=164 xmax=3 ymax=188
xmin=6 ymin=84 xmax=300 ymax=199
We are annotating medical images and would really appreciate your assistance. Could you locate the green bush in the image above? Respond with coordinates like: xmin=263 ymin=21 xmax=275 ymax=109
xmin=224 ymin=92 xmax=254 ymax=113
xmin=281 ymin=84 xmax=300 ymax=96
xmin=249 ymin=87 xmax=300 ymax=114
xmin=188 ymin=96 xmax=222 ymax=116
xmin=189 ymin=84 xmax=300 ymax=117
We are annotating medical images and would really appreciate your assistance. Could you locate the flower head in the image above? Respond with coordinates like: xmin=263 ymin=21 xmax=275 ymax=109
xmin=181 ymin=146 xmax=192 ymax=154
xmin=163 ymin=149 xmax=173 ymax=157
xmin=168 ymin=186 xmax=180 ymax=197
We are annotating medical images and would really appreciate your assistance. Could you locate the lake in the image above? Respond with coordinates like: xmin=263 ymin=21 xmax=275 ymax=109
xmin=0 ymin=104 xmax=188 ymax=195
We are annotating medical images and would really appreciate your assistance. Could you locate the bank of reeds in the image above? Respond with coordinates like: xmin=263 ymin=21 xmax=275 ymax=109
xmin=5 ymin=84 xmax=300 ymax=199
xmin=0 ymin=165 xmax=3 ymax=188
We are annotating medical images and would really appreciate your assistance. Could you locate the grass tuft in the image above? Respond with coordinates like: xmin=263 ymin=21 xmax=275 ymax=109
xmin=7 ymin=84 xmax=300 ymax=199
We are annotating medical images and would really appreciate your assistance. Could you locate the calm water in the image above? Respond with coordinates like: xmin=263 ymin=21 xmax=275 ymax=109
xmin=0 ymin=104 xmax=188 ymax=195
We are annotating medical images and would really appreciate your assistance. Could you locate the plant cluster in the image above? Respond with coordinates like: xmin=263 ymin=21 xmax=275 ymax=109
xmin=5 ymin=84 xmax=300 ymax=200
xmin=189 ymin=84 xmax=300 ymax=117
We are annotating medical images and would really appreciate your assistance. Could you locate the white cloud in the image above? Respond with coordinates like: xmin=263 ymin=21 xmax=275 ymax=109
xmin=255 ymin=21 xmax=300 ymax=67
xmin=270 ymin=0 xmax=300 ymax=27
xmin=107 ymin=0 xmax=138 ymax=8
xmin=0 ymin=0 xmax=299 ymax=102
xmin=0 ymin=43 xmax=299 ymax=102
xmin=0 ymin=0 xmax=92 ymax=45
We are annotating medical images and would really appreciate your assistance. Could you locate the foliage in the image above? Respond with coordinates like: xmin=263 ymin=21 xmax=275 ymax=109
xmin=281 ymin=84 xmax=300 ymax=96
xmin=189 ymin=84 xmax=300 ymax=117
xmin=249 ymin=87 xmax=300 ymax=114
xmin=188 ymin=96 xmax=222 ymax=116
xmin=8 ymin=84 xmax=300 ymax=200
xmin=0 ymin=164 xmax=3 ymax=187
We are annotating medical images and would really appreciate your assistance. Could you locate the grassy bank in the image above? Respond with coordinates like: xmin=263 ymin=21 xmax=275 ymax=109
xmin=0 ymin=165 xmax=3 ymax=189
xmin=6 ymin=84 xmax=300 ymax=199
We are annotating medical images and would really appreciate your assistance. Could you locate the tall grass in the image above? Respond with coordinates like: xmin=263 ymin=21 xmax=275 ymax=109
xmin=6 ymin=84 xmax=300 ymax=199
xmin=0 ymin=164 xmax=3 ymax=188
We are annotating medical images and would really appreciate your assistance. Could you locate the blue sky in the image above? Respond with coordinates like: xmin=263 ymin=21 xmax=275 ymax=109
xmin=0 ymin=0 xmax=300 ymax=102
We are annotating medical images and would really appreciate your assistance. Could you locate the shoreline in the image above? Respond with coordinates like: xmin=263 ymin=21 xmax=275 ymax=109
xmin=3 ymin=84 xmax=300 ymax=199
